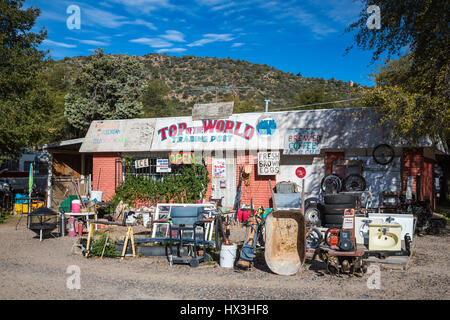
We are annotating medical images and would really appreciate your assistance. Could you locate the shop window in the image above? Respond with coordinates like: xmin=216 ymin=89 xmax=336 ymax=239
xmin=125 ymin=157 xmax=183 ymax=181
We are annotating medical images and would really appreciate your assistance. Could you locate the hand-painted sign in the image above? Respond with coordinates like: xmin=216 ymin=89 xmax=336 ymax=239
xmin=284 ymin=128 xmax=323 ymax=155
xmin=157 ymin=119 xmax=255 ymax=144
xmin=135 ymin=158 xmax=149 ymax=169
xmin=257 ymin=117 xmax=277 ymax=136
xmin=212 ymin=159 xmax=226 ymax=178
xmin=169 ymin=152 xmax=195 ymax=164
xmin=257 ymin=151 xmax=280 ymax=175
xmin=295 ymin=166 xmax=306 ymax=179
xmin=192 ymin=102 xmax=234 ymax=121
xmin=80 ymin=119 xmax=156 ymax=153
xmin=156 ymin=159 xmax=171 ymax=173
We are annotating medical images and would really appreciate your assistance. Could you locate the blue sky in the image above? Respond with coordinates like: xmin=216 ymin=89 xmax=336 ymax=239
xmin=28 ymin=0 xmax=381 ymax=86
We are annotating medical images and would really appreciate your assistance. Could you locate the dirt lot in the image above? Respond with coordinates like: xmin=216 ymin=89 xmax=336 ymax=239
xmin=0 ymin=215 xmax=449 ymax=300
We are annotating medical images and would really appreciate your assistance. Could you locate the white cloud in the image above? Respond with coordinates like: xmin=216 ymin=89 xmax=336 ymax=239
xmin=196 ymin=0 xmax=226 ymax=5
xmin=129 ymin=37 xmax=173 ymax=48
xmin=231 ymin=42 xmax=244 ymax=47
xmin=82 ymin=7 xmax=157 ymax=30
xmin=108 ymin=0 xmax=173 ymax=13
xmin=160 ymin=30 xmax=185 ymax=42
xmin=155 ymin=48 xmax=187 ymax=53
xmin=66 ymin=37 xmax=109 ymax=46
xmin=187 ymin=33 xmax=234 ymax=47
xmin=42 ymin=39 xmax=77 ymax=48
xmin=211 ymin=2 xmax=236 ymax=11
xmin=133 ymin=19 xmax=158 ymax=30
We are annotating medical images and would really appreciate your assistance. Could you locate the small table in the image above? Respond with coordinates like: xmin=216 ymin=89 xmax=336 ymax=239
xmin=63 ymin=212 xmax=98 ymax=231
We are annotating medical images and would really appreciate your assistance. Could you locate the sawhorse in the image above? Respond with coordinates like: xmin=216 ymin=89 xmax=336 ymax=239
xmin=85 ymin=220 xmax=136 ymax=260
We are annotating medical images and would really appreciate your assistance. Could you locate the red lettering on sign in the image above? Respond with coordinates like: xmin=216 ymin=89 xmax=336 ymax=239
xmin=202 ymin=120 xmax=217 ymax=133
xmin=243 ymin=124 xmax=255 ymax=140
xmin=169 ymin=125 xmax=177 ymax=137
xmin=224 ymin=120 xmax=234 ymax=133
xmin=178 ymin=122 xmax=187 ymax=136
xmin=158 ymin=127 xmax=169 ymax=141
xmin=216 ymin=120 xmax=225 ymax=132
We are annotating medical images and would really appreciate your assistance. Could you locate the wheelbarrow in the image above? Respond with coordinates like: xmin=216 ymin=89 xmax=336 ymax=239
xmin=264 ymin=180 xmax=306 ymax=276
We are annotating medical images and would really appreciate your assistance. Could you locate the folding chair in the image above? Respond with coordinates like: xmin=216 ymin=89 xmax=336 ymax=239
xmin=167 ymin=206 xmax=213 ymax=267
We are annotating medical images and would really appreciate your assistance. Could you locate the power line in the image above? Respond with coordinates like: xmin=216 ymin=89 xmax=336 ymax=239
xmin=270 ymin=98 xmax=361 ymax=112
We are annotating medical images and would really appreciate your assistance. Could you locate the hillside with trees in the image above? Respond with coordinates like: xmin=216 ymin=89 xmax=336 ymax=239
xmin=44 ymin=52 xmax=364 ymax=135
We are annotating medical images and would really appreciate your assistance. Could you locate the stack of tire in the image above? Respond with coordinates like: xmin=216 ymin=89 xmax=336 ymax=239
xmin=319 ymin=194 xmax=356 ymax=228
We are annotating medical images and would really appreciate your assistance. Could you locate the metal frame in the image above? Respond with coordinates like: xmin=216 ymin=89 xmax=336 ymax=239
xmin=151 ymin=203 xmax=217 ymax=242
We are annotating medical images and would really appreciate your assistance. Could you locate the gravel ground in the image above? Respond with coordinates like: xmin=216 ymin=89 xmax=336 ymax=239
xmin=0 ymin=215 xmax=448 ymax=300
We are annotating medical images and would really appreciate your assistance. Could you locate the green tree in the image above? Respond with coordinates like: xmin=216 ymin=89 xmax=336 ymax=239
xmin=140 ymin=79 xmax=176 ymax=118
xmin=290 ymin=84 xmax=328 ymax=108
xmin=64 ymin=49 xmax=145 ymax=134
xmin=0 ymin=0 xmax=55 ymax=155
xmin=41 ymin=60 xmax=77 ymax=141
xmin=347 ymin=0 xmax=450 ymax=144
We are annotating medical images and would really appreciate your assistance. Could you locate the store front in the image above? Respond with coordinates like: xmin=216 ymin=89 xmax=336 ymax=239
xmin=76 ymin=107 xmax=446 ymax=209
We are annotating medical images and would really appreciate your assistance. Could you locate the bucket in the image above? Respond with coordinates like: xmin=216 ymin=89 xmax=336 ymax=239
xmin=90 ymin=191 xmax=103 ymax=203
xmin=71 ymin=200 xmax=81 ymax=213
xmin=220 ymin=243 xmax=237 ymax=268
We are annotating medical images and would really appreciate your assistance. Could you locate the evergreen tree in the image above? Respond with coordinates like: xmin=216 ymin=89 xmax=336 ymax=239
xmin=140 ymin=79 xmax=176 ymax=118
xmin=64 ymin=49 xmax=146 ymax=133
xmin=0 ymin=0 xmax=54 ymax=155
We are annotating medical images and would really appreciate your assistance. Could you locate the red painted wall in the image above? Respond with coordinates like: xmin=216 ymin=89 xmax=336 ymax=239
xmin=325 ymin=152 xmax=345 ymax=175
xmin=204 ymin=153 xmax=274 ymax=208
xmin=402 ymin=148 xmax=435 ymax=208
xmin=236 ymin=152 xmax=275 ymax=209
xmin=204 ymin=157 xmax=213 ymax=202
xmin=422 ymin=157 xmax=436 ymax=208
xmin=92 ymin=153 xmax=121 ymax=201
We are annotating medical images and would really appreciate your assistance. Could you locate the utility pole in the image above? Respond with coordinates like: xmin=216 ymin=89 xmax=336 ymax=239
xmin=264 ymin=99 xmax=270 ymax=112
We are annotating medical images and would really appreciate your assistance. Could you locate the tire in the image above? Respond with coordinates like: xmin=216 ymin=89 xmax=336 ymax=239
xmin=321 ymin=174 xmax=343 ymax=193
xmin=189 ymin=258 xmax=199 ymax=268
xmin=343 ymin=174 xmax=366 ymax=192
xmin=306 ymin=228 xmax=323 ymax=249
xmin=305 ymin=207 xmax=321 ymax=226
xmin=323 ymin=194 xmax=356 ymax=205
xmin=373 ymin=144 xmax=395 ymax=165
xmin=323 ymin=214 xmax=344 ymax=225
xmin=305 ymin=197 xmax=320 ymax=209
xmin=320 ymin=204 xmax=354 ymax=215
xmin=324 ymin=223 xmax=342 ymax=229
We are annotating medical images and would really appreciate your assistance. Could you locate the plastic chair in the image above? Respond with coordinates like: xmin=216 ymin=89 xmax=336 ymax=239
xmin=167 ymin=206 xmax=213 ymax=267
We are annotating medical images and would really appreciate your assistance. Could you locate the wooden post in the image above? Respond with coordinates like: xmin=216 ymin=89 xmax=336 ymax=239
xmin=85 ymin=223 xmax=94 ymax=257
xmin=301 ymin=179 xmax=305 ymax=215
xmin=121 ymin=228 xmax=130 ymax=260
xmin=100 ymin=235 xmax=109 ymax=259
xmin=130 ymin=227 xmax=136 ymax=257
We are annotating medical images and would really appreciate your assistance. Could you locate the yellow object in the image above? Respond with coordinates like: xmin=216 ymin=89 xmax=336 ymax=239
xmin=369 ymin=224 xmax=402 ymax=251
xmin=85 ymin=222 xmax=135 ymax=259
xmin=14 ymin=202 xmax=45 ymax=215
xmin=121 ymin=226 xmax=136 ymax=260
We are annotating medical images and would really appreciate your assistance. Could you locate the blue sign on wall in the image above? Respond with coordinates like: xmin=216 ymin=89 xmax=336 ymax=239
xmin=257 ymin=118 xmax=277 ymax=136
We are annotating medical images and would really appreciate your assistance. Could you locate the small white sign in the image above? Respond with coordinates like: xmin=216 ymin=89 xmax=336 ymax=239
xmin=156 ymin=159 xmax=171 ymax=173
xmin=212 ymin=159 xmax=226 ymax=178
xmin=135 ymin=158 xmax=149 ymax=169
xmin=257 ymin=151 xmax=280 ymax=175
xmin=343 ymin=217 xmax=354 ymax=229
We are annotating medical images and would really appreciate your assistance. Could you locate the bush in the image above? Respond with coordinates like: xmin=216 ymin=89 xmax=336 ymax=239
xmin=89 ymin=234 xmax=118 ymax=258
